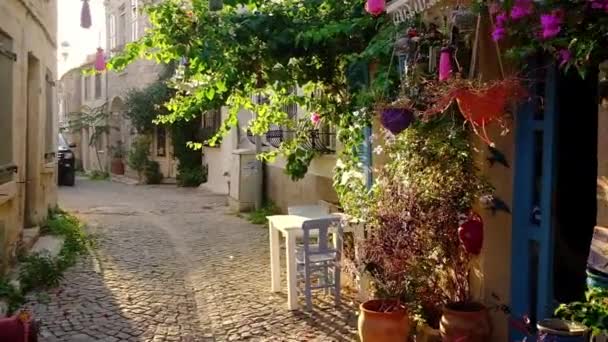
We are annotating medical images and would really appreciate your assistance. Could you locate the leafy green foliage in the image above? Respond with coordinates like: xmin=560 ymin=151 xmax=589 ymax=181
xmin=125 ymin=81 xmax=173 ymax=134
xmin=68 ymin=102 xmax=114 ymax=172
xmin=128 ymin=135 xmax=153 ymax=181
xmin=18 ymin=211 xmax=93 ymax=294
xmin=247 ymin=202 xmax=280 ymax=225
xmin=88 ymin=170 xmax=109 ymax=180
xmin=144 ymin=160 xmax=163 ymax=184
xmin=107 ymin=0 xmax=398 ymax=185
xmin=177 ymin=165 xmax=207 ymax=187
xmin=0 ymin=278 xmax=24 ymax=313
xmin=19 ymin=254 xmax=64 ymax=292
xmin=555 ymin=288 xmax=608 ymax=336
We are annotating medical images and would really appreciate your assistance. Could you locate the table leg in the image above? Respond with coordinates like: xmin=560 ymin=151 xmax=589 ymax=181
xmin=269 ymin=221 xmax=281 ymax=293
xmin=285 ymin=233 xmax=299 ymax=310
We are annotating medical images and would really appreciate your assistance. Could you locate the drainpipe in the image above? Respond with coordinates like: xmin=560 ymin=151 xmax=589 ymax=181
xmin=253 ymin=101 xmax=263 ymax=210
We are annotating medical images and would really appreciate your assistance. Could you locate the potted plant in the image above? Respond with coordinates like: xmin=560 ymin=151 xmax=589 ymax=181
xmin=110 ymin=141 xmax=126 ymax=175
xmin=356 ymin=116 xmax=493 ymax=341
xmin=439 ymin=301 xmax=491 ymax=342
xmin=554 ymin=288 xmax=608 ymax=340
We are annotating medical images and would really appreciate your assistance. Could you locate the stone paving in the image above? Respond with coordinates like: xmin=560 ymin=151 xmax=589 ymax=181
xmin=24 ymin=179 xmax=358 ymax=341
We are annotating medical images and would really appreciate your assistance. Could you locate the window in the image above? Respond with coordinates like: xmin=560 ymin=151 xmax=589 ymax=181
xmin=94 ymin=73 xmax=102 ymax=99
xmin=84 ymin=75 xmax=90 ymax=100
xmin=118 ymin=5 xmax=127 ymax=47
xmin=109 ymin=14 xmax=117 ymax=51
xmin=45 ymin=69 xmax=55 ymax=162
xmin=0 ymin=31 xmax=15 ymax=183
xmin=201 ymin=109 xmax=222 ymax=146
xmin=131 ymin=0 xmax=139 ymax=41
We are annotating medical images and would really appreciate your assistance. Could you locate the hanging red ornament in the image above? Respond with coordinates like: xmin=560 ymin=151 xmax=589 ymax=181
xmin=365 ymin=0 xmax=385 ymax=16
xmin=458 ymin=213 xmax=484 ymax=255
xmin=94 ymin=48 xmax=106 ymax=72
xmin=81 ymin=0 xmax=92 ymax=29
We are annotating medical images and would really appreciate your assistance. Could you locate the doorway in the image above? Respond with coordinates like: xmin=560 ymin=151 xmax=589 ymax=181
xmin=553 ymin=69 xmax=598 ymax=303
xmin=511 ymin=64 xmax=599 ymax=335
xmin=24 ymin=53 xmax=40 ymax=227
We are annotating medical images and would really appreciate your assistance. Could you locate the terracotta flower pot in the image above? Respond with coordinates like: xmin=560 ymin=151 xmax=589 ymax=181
xmin=439 ymin=302 xmax=491 ymax=342
xmin=358 ymin=299 xmax=410 ymax=342
xmin=111 ymin=158 xmax=125 ymax=175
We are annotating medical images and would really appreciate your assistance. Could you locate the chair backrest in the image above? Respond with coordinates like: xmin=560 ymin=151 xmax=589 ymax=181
xmin=301 ymin=217 xmax=343 ymax=259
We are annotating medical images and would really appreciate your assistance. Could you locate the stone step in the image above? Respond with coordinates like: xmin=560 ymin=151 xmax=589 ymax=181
xmin=21 ymin=226 xmax=40 ymax=251
xmin=30 ymin=235 xmax=65 ymax=259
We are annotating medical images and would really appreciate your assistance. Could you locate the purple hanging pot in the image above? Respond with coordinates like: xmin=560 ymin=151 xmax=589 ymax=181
xmin=380 ymin=107 xmax=415 ymax=135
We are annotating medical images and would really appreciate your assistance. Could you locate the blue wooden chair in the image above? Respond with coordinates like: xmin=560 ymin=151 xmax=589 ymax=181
xmin=296 ymin=217 xmax=343 ymax=311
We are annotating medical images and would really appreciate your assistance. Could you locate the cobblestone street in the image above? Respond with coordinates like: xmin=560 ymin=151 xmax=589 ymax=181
xmin=25 ymin=179 xmax=358 ymax=342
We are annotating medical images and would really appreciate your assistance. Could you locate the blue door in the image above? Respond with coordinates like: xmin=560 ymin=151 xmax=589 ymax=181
xmin=510 ymin=64 xmax=559 ymax=339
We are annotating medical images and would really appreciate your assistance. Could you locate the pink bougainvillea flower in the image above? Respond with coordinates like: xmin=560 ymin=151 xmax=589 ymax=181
xmin=310 ymin=112 xmax=321 ymax=125
xmin=495 ymin=12 xmax=508 ymax=27
xmin=540 ymin=11 xmax=563 ymax=39
xmin=510 ymin=0 xmax=534 ymax=19
xmin=365 ymin=0 xmax=385 ymax=16
xmin=557 ymin=49 xmax=572 ymax=67
xmin=492 ymin=27 xmax=506 ymax=42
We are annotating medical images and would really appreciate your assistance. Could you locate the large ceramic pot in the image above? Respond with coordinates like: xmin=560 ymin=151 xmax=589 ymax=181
xmin=358 ymin=299 xmax=410 ymax=342
xmin=110 ymin=158 xmax=125 ymax=175
xmin=537 ymin=319 xmax=589 ymax=342
xmin=439 ymin=302 xmax=491 ymax=342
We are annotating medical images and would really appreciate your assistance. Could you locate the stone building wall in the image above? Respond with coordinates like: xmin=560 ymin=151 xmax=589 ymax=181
xmin=0 ymin=0 xmax=58 ymax=272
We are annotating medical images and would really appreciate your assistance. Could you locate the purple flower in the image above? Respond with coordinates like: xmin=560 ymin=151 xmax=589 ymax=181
xmin=557 ymin=49 xmax=571 ymax=67
xmin=310 ymin=112 xmax=321 ymax=125
xmin=540 ymin=11 xmax=563 ymax=39
xmin=495 ymin=12 xmax=508 ymax=27
xmin=492 ymin=27 xmax=506 ymax=42
xmin=510 ymin=0 xmax=534 ymax=19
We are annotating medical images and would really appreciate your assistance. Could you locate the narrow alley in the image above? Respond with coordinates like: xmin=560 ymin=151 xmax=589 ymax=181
xmin=25 ymin=179 xmax=357 ymax=342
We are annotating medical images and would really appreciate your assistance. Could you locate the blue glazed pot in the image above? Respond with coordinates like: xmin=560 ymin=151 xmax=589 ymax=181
xmin=587 ymin=268 xmax=608 ymax=290
xmin=537 ymin=319 xmax=589 ymax=342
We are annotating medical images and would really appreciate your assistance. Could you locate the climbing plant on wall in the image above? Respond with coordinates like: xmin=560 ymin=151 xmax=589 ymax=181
xmin=107 ymin=0 xmax=400 ymax=216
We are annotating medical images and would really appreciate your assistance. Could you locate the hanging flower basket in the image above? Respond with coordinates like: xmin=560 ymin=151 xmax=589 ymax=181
xmin=378 ymin=105 xmax=416 ymax=135
xmin=424 ymin=78 xmax=527 ymax=145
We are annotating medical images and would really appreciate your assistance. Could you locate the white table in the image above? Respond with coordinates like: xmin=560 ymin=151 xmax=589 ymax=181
xmin=268 ymin=207 xmax=363 ymax=310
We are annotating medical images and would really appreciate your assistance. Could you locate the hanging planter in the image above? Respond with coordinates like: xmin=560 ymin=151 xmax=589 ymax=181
xmin=80 ymin=0 xmax=92 ymax=29
xmin=424 ymin=78 xmax=527 ymax=145
xmin=379 ymin=105 xmax=415 ymax=135
xmin=94 ymin=48 xmax=106 ymax=72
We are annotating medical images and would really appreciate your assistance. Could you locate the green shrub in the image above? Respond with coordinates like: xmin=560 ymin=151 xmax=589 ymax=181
xmin=19 ymin=254 xmax=64 ymax=292
xmin=88 ymin=170 xmax=109 ymax=180
xmin=128 ymin=136 xmax=152 ymax=181
xmin=177 ymin=165 xmax=207 ymax=187
xmin=0 ymin=278 xmax=24 ymax=313
xmin=144 ymin=160 xmax=163 ymax=184
xmin=247 ymin=202 xmax=280 ymax=225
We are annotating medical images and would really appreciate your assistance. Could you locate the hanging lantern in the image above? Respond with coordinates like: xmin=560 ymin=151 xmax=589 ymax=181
xmin=380 ymin=107 xmax=415 ymax=135
xmin=81 ymin=0 xmax=92 ymax=29
xmin=94 ymin=48 xmax=106 ymax=72
xmin=458 ymin=213 xmax=484 ymax=255
xmin=365 ymin=0 xmax=385 ymax=16
xmin=438 ymin=47 xmax=453 ymax=81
